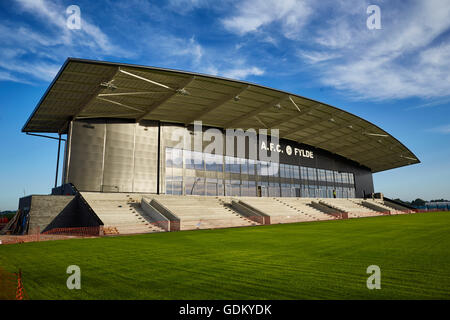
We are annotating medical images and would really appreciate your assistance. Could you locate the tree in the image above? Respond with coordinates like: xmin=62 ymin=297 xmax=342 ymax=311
xmin=411 ymin=198 xmax=426 ymax=207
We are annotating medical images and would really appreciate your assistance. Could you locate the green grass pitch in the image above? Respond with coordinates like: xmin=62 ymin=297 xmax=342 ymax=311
xmin=1 ymin=212 xmax=449 ymax=299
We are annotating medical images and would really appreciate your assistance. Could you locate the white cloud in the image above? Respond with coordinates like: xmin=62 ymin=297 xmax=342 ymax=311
xmin=196 ymin=63 xmax=264 ymax=80
xmin=14 ymin=0 xmax=117 ymax=53
xmin=220 ymin=67 xmax=265 ymax=79
xmin=0 ymin=71 xmax=30 ymax=83
xmin=146 ymin=34 xmax=204 ymax=66
xmin=0 ymin=58 xmax=60 ymax=82
xmin=299 ymin=0 xmax=450 ymax=100
xmin=0 ymin=0 xmax=130 ymax=83
xmin=222 ymin=0 xmax=312 ymax=39
xmin=297 ymin=50 xmax=340 ymax=63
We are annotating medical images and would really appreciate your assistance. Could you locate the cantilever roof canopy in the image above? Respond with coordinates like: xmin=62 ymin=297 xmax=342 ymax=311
xmin=23 ymin=58 xmax=419 ymax=173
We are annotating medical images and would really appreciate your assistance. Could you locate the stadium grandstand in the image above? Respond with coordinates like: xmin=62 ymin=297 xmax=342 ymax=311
xmin=1 ymin=58 xmax=420 ymax=236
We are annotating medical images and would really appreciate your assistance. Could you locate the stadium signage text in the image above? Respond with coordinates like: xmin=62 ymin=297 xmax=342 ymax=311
xmin=260 ymin=141 xmax=314 ymax=159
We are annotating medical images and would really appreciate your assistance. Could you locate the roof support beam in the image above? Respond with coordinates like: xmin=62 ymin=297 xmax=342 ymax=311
xmin=95 ymin=97 xmax=145 ymax=113
xmin=254 ymin=116 xmax=268 ymax=128
xmin=267 ymin=103 xmax=322 ymax=129
xmin=62 ymin=66 xmax=120 ymax=132
xmin=137 ymin=76 xmax=195 ymax=122
xmin=184 ymin=85 xmax=249 ymax=124
xmin=289 ymin=96 xmax=302 ymax=112
xmin=223 ymin=95 xmax=289 ymax=128
xmin=76 ymin=113 xmax=141 ymax=119
xmin=98 ymin=91 xmax=162 ymax=97
xmin=119 ymin=69 xmax=174 ymax=91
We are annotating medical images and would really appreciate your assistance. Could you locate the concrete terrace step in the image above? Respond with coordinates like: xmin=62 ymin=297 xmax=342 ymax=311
xmin=81 ymin=193 xmax=397 ymax=233
xmin=149 ymin=195 xmax=258 ymax=230
xmin=81 ymin=192 xmax=165 ymax=235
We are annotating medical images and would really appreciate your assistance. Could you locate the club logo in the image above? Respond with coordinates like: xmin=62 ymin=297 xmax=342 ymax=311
xmin=286 ymin=145 xmax=292 ymax=155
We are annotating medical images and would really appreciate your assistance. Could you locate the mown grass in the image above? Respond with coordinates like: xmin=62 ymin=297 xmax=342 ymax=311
xmin=0 ymin=212 xmax=449 ymax=299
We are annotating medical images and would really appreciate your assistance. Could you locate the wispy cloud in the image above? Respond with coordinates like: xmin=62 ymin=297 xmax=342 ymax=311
xmin=427 ymin=124 xmax=450 ymax=134
xmin=0 ymin=0 xmax=129 ymax=83
xmin=406 ymin=97 xmax=450 ymax=110
xmin=297 ymin=50 xmax=340 ymax=63
xmin=220 ymin=66 xmax=265 ymax=79
xmin=222 ymin=0 xmax=312 ymax=39
xmin=14 ymin=0 xmax=118 ymax=53
xmin=218 ymin=0 xmax=450 ymax=100
xmin=299 ymin=0 xmax=450 ymax=100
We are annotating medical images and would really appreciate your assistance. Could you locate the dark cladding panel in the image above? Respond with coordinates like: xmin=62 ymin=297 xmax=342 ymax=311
xmin=133 ymin=122 xmax=158 ymax=193
xmin=68 ymin=120 xmax=105 ymax=191
xmin=315 ymin=152 xmax=335 ymax=170
xmin=354 ymin=168 xmax=374 ymax=198
xmin=102 ymin=122 xmax=135 ymax=192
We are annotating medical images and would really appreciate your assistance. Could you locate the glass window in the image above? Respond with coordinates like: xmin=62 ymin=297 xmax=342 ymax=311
xmin=185 ymin=176 xmax=205 ymax=195
xmin=308 ymin=167 xmax=317 ymax=181
xmin=259 ymin=161 xmax=269 ymax=176
xmin=225 ymin=156 xmax=232 ymax=172
xmin=293 ymin=166 xmax=300 ymax=179
xmin=300 ymin=166 xmax=308 ymax=180
xmin=301 ymin=185 xmax=309 ymax=197
xmin=166 ymin=148 xmax=173 ymax=168
xmin=217 ymin=183 xmax=224 ymax=196
xmin=348 ymin=173 xmax=355 ymax=185
xmin=318 ymin=186 xmax=327 ymax=198
xmin=334 ymin=171 xmax=341 ymax=184
xmin=225 ymin=156 xmax=239 ymax=173
xmin=232 ymin=158 xmax=240 ymax=173
xmin=327 ymin=186 xmax=334 ymax=198
xmin=184 ymin=150 xmax=198 ymax=170
xmin=240 ymin=180 xmax=248 ymax=196
xmin=206 ymin=178 xmax=218 ymax=196
xmin=231 ymin=179 xmax=240 ymax=196
xmin=326 ymin=170 xmax=334 ymax=183
xmin=172 ymin=176 xmax=182 ymax=195
xmin=341 ymin=173 xmax=349 ymax=184
xmin=248 ymin=159 xmax=256 ymax=175
xmin=225 ymin=180 xmax=232 ymax=196
xmin=318 ymin=169 xmax=326 ymax=181
xmin=309 ymin=185 xmax=317 ymax=197
xmin=173 ymin=148 xmax=183 ymax=168
xmin=281 ymin=183 xmax=291 ymax=197
xmin=269 ymin=182 xmax=280 ymax=197
xmin=349 ymin=188 xmax=355 ymax=198
xmin=280 ymin=164 xmax=286 ymax=178
xmin=248 ymin=180 xmax=256 ymax=197
xmin=205 ymin=153 xmax=222 ymax=172
xmin=166 ymin=148 xmax=183 ymax=168
xmin=268 ymin=162 xmax=279 ymax=177
xmin=240 ymin=158 xmax=248 ymax=175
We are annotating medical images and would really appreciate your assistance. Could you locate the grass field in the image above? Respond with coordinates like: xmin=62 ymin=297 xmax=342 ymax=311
xmin=1 ymin=212 xmax=449 ymax=300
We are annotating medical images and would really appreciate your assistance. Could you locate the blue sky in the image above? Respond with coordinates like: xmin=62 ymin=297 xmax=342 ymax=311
xmin=1 ymin=0 xmax=449 ymax=210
